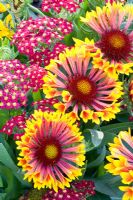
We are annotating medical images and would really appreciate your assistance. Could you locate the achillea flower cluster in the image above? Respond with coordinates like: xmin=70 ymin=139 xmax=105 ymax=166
xmin=105 ymin=129 xmax=133 ymax=200
xmin=22 ymin=64 xmax=46 ymax=92
xmin=1 ymin=98 xmax=57 ymax=139
xmin=81 ymin=2 xmax=133 ymax=75
xmin=0 ymin=60 xmax=46 ymax=109
xmin=43 ymin=180 xmax=95 ymax=200
xmin=16 ymin=110 xmax=85 ymax=191
xmin=105 ymin=0 xmax=126 ymax=3
xmin=43 ymin=43 xmax=123 ymax=124
xmin=30 ymin=43 xmax=67 ymax=66
xmin=32 ymin=98 xmax=59 ymax=112
xmin=41 ymin=0 xmax=83 ymax=13
xmin=12 ymin=17 xmax=72 ymax=66
xmin=0 ymin=113 xmax=26 ymax=136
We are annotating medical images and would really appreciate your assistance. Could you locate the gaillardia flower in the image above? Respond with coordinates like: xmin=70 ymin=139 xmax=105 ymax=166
xmin=43 ymin=44 xmax=123 ymax=124
xmin=105 ymin=129 xmax=133 ymax=177
xmin=81 ymin=2 xmax=133 ymax=73
xmin=16 ymin=110 xmax=85 ymax=191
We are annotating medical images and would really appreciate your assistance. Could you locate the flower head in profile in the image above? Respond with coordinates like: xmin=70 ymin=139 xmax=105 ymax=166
xmin=105 ymin=129 xmax=133 ymax=178
xmin=43 ymin=44 xmax=123 ymax=124
xmin=81 ymin=2 xmax=133 ymax=74
xmin=16 ymin=110 xmax=85 ymax=191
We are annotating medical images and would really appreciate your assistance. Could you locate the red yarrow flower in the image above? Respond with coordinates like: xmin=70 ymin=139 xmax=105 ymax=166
xmin=42 ymin=180 xmax=95 ymax=200
xmin=0 ymin=112 xmax=26 ymax=136
xmin=0 ymin=60 xmax=46 ymax=109
xmin=12 ymin=17 xmax=72 ymax=66
xmin=0 ymin=98 xmax=57 ymax=137
xmin=41 ymin=0 xmax=83 ymax=13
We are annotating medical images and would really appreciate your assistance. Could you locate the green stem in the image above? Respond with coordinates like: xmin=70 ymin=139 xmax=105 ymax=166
xmin=27 ymin=4 xmax=45 ymax=17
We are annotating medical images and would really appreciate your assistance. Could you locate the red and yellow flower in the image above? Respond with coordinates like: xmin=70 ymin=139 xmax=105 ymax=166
xmin=105 ymin=129 xmax=133 ymax=176
xmin=81 ymin=2 xmax=133 ymax=75
xmin=43 ymin=44 xmax=123 ymax=124
xmin=129 ymin=79 xmax=133 ymax=103
xmin=16 ymin=110 xmax=85 ymax=191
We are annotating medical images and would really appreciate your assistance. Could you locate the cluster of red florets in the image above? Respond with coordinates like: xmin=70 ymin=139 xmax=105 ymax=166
xmin=12 ymin=17 xmax=72 ymax=66
xmin=42 ymin=180 xmax=95 ymax=200
xmin=41 ymin=0 xmax=83 ymax=13
xmin=0 ymin=98 xmax=58 ymax=139
xmin=0 ymin=112 xmax=26 ymax=136
xmin=0 ymin=60 xmax=46 ymax=109
xmin=32 ymin=98 xmax=59 ymax=111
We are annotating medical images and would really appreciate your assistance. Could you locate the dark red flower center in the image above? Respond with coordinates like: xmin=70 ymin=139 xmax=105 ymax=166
xmin=66 ymin=75 xmax=97 ymax=106
xmin=32 ymin=137 xmax=62 ymax=166
xmin=97 ymin=30 xmax=131 ymax=61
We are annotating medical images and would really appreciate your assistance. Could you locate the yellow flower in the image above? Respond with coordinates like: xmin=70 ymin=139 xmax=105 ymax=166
xmin=0 ymin=20 xmax=14 ymax=40
xmin=0 ymin=3 xmax=10 ymax=13
xmin=105 ymin=129 xmax=133 ymax=187
xmin=119 ymin=186 xmax=133 ymax=200
xmin=121 ymin=171 xmax=133 ymax=185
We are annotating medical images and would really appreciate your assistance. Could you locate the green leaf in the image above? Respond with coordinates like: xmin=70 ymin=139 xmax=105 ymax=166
xmin=101 ymin=122 xmax=133 ymax=134
xmin=0 ymin=193 xmax=6 ymax=200
xmin=0 ymin=165 xmax=21 ymax=200
xmin=88 ymin=192 xmax=111 ymax=200
xmin=32 ymin=90 xmax=42 ymax=102
xmin=87 ymin=146 xmax=106 ymax=168
xmin=0 ymin=110 xmax=9 ymax=129
xmin=83 ymin=129 xmax=104 ymax=152
xmin=0 ymin=143 xmax=30 ymax=187
xmin=92 ymin=174 xmax=122 ymax=197
xmin=0 ymin=176 xmax=3 ymax=187
xmin=127 ymin=0 xmax=133 ymax=3
xmin=90 ymin=129 xmax=104 ymax=147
